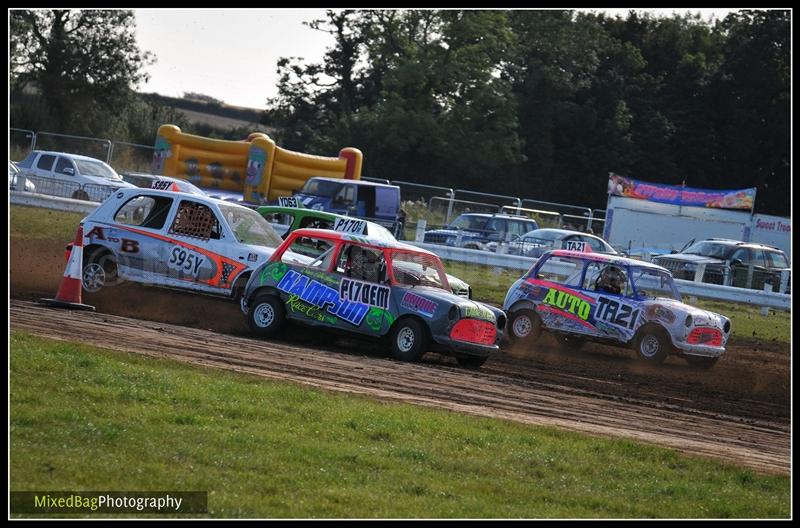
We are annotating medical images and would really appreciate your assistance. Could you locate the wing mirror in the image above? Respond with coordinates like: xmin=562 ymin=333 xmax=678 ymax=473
xmin=730 ymin=258 xmax=743 ymax=267
xmin=670 ymin=249 xmax=678 ymax=254
xmin=63 ymin=167 xmax=75 ymax=175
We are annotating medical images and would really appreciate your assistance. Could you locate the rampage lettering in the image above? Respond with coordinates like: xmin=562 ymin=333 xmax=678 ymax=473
xmin=595 ymin=296 xmax=641 ymax=330
xmin=339 ymin=278 xmax=390 ymax=309
xmin=278 ymin=269 xmax=369 ymax=326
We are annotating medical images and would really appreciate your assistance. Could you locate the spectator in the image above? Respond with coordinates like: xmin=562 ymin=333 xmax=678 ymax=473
xmin=394 ymin=208 xmax=407 ymax=240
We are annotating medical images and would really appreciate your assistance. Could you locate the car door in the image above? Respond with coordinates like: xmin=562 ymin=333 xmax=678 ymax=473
xmin=729 ymin=248 xmax=752 ymax=287
xmin=275 ymin=235 xmax=348 ymax=328
xmin=31 ymin=153 xmax=57 ymax=194
xmin=108 ymin=193 xmax=176 ymax=284
xmin=582 ymin=262 xmax=639 ymax=343
xmin=164 ymin=199 xmax=225 ymax=290
xmin=332 ymin=242 xmax=390 ymax=335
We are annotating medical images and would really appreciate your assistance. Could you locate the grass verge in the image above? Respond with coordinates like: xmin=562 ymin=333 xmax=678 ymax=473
xmin=10 ymin=331 xmax=789 ymax=519
xmin=10 ymin=205 xmax=87 ymax=242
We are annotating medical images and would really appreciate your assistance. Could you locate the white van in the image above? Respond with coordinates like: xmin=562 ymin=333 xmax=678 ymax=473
xmin=15 ymin=150 xmax=135 ymax=201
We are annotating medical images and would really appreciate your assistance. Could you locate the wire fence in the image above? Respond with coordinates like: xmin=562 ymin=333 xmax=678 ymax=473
xmin=11 ymin=173 xmax=122 ymax=203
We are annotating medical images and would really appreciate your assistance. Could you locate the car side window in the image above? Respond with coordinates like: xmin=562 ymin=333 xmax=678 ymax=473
xmin=281 ymin=236 xmax=336 ymax=268
xmin=730 ymin=248 xmax=750 ymax=264
xmin=299 ymin=216 xmax=334 ymax=230
xmin=508 ymin=221 xmax=526 ymax=239
xmin=114 ymin=195 xmax=174 ymax=229
xmin=169 ymin=200 xmax=222 ymax=240
xmin=55 ymin=157 xmax=76 ymax=175
xmin=335 ymin=243 xmax=387 ymax=283
xmin=750 ymin=249 xmax=767 ymax=267
xmin=766 ymin=251 xmax=789 ymax=268
xmin=36 ymin=154 xmax=56 ymax=171
xmin=487 ymin=218 xmax=507 ymax=237
xmin=534 ymin=255 xmax=584 ymax=287
xmin=582 ymin=236 xmax=605 ymax=252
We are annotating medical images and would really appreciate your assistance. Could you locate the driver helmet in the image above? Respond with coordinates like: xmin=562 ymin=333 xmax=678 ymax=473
xmin=597 ymin=265 xmax=626 ymax=294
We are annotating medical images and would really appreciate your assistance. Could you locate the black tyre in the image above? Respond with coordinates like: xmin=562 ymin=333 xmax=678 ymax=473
xmin=634 ymin=326 xmax=670 ymax=364
xmin=390 ymin=318 xmax=428 ymax=362
xmin=82 ymin=249 xmax=118 ymax=293
xmin=456 ymin=355 xmax=488 ymax=369
xmin=507 ymin=309 xmax=541 ymax=344
xmin=685 ymin=356 xmax=719 ymax=369
xmin=247 ymin=294 xmax=286 ymax=337
xmin=72 ymin=189 xmax=90 ymax=201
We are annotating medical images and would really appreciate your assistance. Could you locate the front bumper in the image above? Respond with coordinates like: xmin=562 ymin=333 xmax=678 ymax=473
xmin=673 ymin=341 xmax=727 ymax=358
xmin=431 ymin=336 xmax=499 ymax=358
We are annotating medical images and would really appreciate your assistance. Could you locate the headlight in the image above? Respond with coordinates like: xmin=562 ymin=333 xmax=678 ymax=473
xmin=486 ymin=242 xmax=498 ymax=252
xmin=445 ymin=237 xmax=456 ymax=246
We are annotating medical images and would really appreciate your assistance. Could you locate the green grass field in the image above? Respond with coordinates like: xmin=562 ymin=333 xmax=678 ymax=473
xmin=10 ymin=204 xmax=790 ymax=345
xmin=10 ymin=205 xmax=87 ymax=242
xmin=9 ymin=331 xmax=789 ymax=518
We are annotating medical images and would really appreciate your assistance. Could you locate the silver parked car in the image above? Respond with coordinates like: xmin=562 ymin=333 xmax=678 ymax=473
xmin=15 ymin=150 xmax=135 ymax=201
xmin=9 ymin=160 xmax=36 ymax=192
xmin=489 ymin=228 xmax=618 ymax=257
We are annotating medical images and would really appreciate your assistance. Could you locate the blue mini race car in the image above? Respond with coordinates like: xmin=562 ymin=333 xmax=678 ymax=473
xmin=503 ymin=249 xmax=732 ymax=368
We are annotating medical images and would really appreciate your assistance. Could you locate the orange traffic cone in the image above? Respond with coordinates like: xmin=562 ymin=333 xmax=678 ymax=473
xmin=38 ymin=224 xmax=96 ymax=311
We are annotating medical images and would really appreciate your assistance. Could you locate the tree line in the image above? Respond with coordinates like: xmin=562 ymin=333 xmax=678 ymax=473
xmin=9 ymin=9 xmax=790 ymax=216
xmin=264 ymin=10 xmax=790 ymax=216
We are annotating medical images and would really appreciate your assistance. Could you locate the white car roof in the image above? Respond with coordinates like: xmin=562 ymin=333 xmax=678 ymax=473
xmin=31 ymin=150 xmax=112 ymax=164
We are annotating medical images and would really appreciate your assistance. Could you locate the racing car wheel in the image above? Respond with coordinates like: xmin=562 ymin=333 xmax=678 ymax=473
xmin=247 ymin=294 xmax=286 ymax=337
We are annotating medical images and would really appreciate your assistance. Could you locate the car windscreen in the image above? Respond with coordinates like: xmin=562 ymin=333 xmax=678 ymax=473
xmin=219 ymin=203 xmax=283 ymax=248
xmin=301 ymin=179 xmax=344 ymax=198
xmin=630 ymin=267 xmax=682 ymax=301
xmin=449 ymin=215 xmax=488 ymax=231
xmin=75 ymin=159 xmax=122 ymax=180
xmin=682 ymin=242 xmax=731 ymax=259
xmin=390 ymin=251 xmax=449 ymax=291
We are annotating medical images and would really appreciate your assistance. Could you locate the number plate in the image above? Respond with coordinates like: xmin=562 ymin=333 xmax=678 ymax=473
xmin=278 ymin=196 xmax=300 ymax=208
xmin=333 ymin=218 xmax=367 ymax=235
xmin=564 ymin=240 xmax=587 ymax=252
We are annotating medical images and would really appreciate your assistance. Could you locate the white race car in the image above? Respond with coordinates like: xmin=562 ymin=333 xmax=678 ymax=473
xmin=67 ymin=186 xmax=286 ymax=298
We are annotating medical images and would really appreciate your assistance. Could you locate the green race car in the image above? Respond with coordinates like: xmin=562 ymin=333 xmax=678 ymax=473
xmin=257 ymin=205 xmax=473 ymax=298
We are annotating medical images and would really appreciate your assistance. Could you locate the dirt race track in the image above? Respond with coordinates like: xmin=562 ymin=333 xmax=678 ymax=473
xmin=9 ymin=237 xmax=791 ymax=475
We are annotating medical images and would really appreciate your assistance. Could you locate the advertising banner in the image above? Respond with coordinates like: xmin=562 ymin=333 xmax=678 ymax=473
xmin=607 ymin=173 xmax=756 ymax=210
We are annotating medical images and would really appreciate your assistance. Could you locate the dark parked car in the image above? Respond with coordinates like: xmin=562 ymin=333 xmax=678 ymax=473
xmin=423 ymin=213 xmax=539 ymax=251
xmin=652 ymin=239 xmax=790 ymax=292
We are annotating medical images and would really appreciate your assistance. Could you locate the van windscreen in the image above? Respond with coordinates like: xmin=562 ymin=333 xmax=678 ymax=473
xmin=302 ymin=179 xmax=344 ymax=198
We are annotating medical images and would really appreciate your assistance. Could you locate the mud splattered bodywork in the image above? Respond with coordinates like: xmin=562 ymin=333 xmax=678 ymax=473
xmin=503 ymin=250 xmax=731 ymax=362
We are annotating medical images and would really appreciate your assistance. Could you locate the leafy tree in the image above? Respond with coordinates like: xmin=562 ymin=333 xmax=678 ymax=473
xmin=264 ymin=9 xmax=789 ymax=216
xmin=10 ymin=9 xmax=153 ymax=138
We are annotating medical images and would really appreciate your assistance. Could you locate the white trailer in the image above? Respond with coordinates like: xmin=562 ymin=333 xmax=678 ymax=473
xmin=603 ymin=195 xmax=790 ymax=260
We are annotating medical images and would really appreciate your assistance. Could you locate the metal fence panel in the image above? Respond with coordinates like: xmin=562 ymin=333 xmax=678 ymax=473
xmin=32 ymin=132 xmax=112 ymax=162
xmin=10 ymin=128 xmax=36 ymax=161
xmin=109 ymin=141 xmax=156 ymax=174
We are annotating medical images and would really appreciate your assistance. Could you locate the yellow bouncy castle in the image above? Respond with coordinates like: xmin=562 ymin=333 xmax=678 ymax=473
xmin=152 ymin=124 xmax=363 ymax=204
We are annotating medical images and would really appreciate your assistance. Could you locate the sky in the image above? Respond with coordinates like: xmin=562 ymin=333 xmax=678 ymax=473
xmin=134 ymin=8 xmax=742 ymax=110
